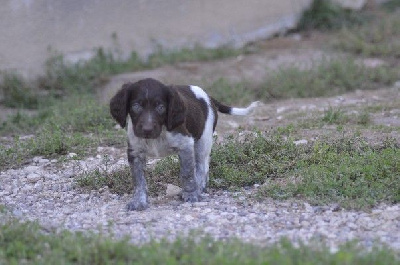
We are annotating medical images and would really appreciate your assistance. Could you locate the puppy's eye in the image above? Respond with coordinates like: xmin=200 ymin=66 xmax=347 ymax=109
xmin=132 ymin=103 xmax=143 ymax=113
xmin=155 ymin=103 xmax=165 ymax=114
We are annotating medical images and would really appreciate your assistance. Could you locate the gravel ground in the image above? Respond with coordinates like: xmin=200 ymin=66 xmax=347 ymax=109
xmin=1 ymin=148 xmax=399 ymax=251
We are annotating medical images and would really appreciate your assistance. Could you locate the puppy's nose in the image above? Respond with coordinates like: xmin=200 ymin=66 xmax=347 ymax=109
xmin=142 ymin=122 xmax=154 ymax=132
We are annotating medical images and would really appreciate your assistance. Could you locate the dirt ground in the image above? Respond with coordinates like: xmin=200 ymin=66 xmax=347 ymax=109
xmin=100 ymin=33 xmax=400 ymax=144
xmin=100 ymin=34 xmax=332 ymax=102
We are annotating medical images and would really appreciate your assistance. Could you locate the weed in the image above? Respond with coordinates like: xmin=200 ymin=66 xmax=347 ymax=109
xmin=356 ymin=110 xmax=371 ymax=125
xmin=76 ymin=166 xmax=132 ymax=195
xmin=297 ymin=0 xmax=370 ymax=31
xmin=0 ymin=72 xmax=41 ymax=109
xmin=0 ymin=136 xmax=26 ymax=169
xmin=335 ymin=11 xmax=400 ymax=57
xmin=381 ymin=0 xmax=400 ymax=12
xmin=0 ymin=97 xmax=125 ymax=170
xmin=1 ymin=43 xmax=247 ymax=114
xmin=207 ymin=78 xmax=254 ymax=105
xmin=39 ymin=48 xmax=146 ymax=95
xmin=258 ymin=135 xmax=400 ymax=209
xmin=147 ymin=44 xmax=243 ymax=68
xmin=322 ymin=107 xmax=348 ymax=124
xmin=257 ymin=58 xmax=398 ymax=100
xmin=209 ymin=131 xmax=300 ymax=190
xmin=76 ymin=156 xmax=181 ymax=198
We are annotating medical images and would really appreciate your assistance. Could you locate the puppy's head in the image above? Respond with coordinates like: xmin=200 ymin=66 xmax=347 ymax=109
xmin=110 ymin=78 xmax=185 ymax=139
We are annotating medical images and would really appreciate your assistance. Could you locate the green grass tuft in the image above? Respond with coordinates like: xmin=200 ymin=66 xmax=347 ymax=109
xmin=322 ymin=107 xmax=348 ymax=124
xmin=258 ymin=135 xmax=400 ymax=209
xmin=0 ymin=97 xmax=125 ymax=170
xmin=257 ymin=58 xmax=398 ymax=100
xmin=297 ymin=0 xmax=370 ymax=31
xmin=335 ymin=11 xmax=400 ymax=57
xmin=0 ymin=73 xmax=42 ymax=109
xmin=147 ymin=44 xmax=243 ymax=68
xmin=207 ymin=78 xmax=255 ymax=105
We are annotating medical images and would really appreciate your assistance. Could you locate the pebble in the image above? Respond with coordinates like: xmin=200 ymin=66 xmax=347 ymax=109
xmin=166 ymin=184 xmax=182 ymax=197
xmin=294 ymin=139 xmax=308 ymax=145
xmin=26 ymin=173 xmax=41 ymax=183
xmin=0 ymin=146 xmax=399 ymax=251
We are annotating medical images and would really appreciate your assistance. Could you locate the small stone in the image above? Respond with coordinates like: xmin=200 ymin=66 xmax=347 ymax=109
xmin=193 ymin=201 xmax=208 ymax=207
xmin=277 ymin=107 xmax=288 ymax=114
xmin=300 ymin=221 xmax=310 ymax=227
xmin=166 ymin=184 xmax=182 ymax=197
xmin=184 ymin=215 xmax=194 ymax=222
xmin=39 ymin=158 xmax=50 ymax=164
xmin=26 ymin=173 xmax=41 ymax=183
xmin=25 ymin=165 xmax=39 ymax=173
xmin=294 ymin=139 xmax=308 ymax=146
xmin=12 ymin=209 xmax=24 ymax=218
xmin=67 ymin=153 xmax=77 ymax=158
xmin=347 ymin=222 xmax=358 ymax=230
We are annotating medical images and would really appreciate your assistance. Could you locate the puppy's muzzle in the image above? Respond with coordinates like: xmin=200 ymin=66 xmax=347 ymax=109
xmin=136 ymin=114 xmax=161 ymax=139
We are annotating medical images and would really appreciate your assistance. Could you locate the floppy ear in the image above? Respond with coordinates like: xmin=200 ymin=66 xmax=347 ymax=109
xmin=167 ymin=87 xmax=185 ymax=130
xmin=109 ymin=83 xmax=134 ymax=128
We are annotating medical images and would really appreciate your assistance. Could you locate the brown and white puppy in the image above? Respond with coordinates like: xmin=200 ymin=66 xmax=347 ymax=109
xmin=110 ymin=78 xmax=259 ymax=210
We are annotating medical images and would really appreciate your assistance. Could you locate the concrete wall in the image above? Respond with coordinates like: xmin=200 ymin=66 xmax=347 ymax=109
xmin=0 ymin=0 xmax=313 ymax=77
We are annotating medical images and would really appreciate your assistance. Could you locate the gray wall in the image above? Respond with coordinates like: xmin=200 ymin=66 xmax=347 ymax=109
xmin=0 ymin=0 xmax=312 ymax=77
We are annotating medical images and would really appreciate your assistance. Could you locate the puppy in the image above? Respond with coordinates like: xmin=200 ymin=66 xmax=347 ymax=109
xmin=110 ymin=78 xmax=259 ymax=210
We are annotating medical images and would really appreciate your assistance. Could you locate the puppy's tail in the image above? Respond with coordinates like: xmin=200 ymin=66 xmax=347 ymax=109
xmin=211 ymin=98 xmax=260 ymax=116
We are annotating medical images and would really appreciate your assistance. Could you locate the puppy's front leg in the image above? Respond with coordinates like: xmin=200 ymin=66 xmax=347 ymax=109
xmin=127 ymin=147 xmax=148 ymax=211
xmin=179 ymin=146 xmax=200 ymax=202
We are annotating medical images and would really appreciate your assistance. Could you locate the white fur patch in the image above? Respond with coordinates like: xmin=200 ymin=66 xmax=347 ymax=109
xmin=189 ymin=85 xmax=214 ymax=140
xmin=127 ymin=119 xmax=193 ymax=158
xmin=190 ymin=85 xmax=215 ymax=189
xmin=230 ymin=101 xmax=261 ymax=115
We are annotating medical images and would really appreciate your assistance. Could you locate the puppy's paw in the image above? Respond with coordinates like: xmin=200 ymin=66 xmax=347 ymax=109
xmin=126 ymin=196 xmax=149 ymax=211
xmin=182 ymin=191 xmax=201 ymax=203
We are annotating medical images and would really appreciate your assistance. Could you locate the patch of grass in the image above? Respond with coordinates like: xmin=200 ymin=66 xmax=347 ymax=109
xmin=381 ymin=0 xmax=400 ymax=12
xmin=257 ymin=58 xmax=398 ymax=100
xmin=322 ymin=107 xmax=348 ymax=124
xmin=257 ymin=135 xmax=399 ymax=209
xmin=0 ymin=97 xmax=125 ymax=170
xmin=77 ymin=129 xmax=399 ymax=210
xmin=39 ymin=49 xmax=146 ymax=95
xmin=355 ymin=110 xmax=371 ymax=125
xmin=76 ymin=156 xmax=181 ymax=197
xmin=0 ymin=128 xmax=95 ymax=169
xmin=0 ymin=73 xmax=43 ymax=109
xmin=1 ymin=219 xmax=399 ymax=265
xmin=147 ymin=44 xmax=244 ymax=68
xmin=297 ymin=0 xmax=371 ymax=31
xmin=335 ymin=11 xmax=400 ymax=57
xmin=210 ymin=132 xmax=300 ymax=190
xmin=76 ymin=165 xmax=132 ymax=195
xmin=207 ymin=78 xmax=255 ymax=105
xmin=1 ymin=44 xmax=247 ymax=111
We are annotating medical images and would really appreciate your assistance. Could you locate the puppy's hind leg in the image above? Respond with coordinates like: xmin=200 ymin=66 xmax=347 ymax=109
xmin=194 ymin=132 xmax=213 ymax=193
xmin=178 ymin=144 xmax=200 ymax=202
